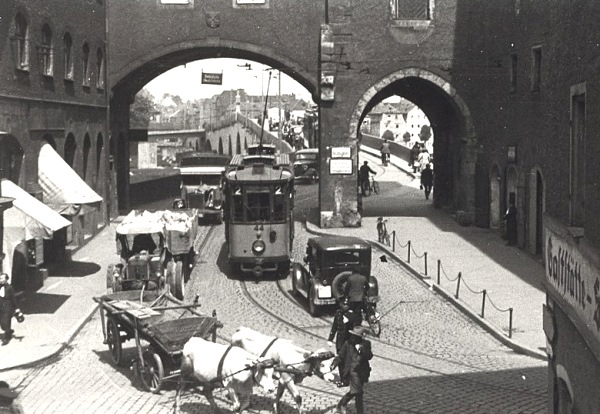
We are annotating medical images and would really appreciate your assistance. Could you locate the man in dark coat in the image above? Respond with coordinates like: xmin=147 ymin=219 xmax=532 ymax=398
xmin=0 ymin=273 xmax=21 ymax=345
xmin=420 ymin=163 xmax=434 ymax=200
xmin=328 ymin=297 xmax=361 ymax=354
xmin=358 ymin=161 xmax=376 ymax=196
xmin=331 ymin=326 xmax=373 ymax=414
xmin=343 ymin=271 xmax=369 ymax=316
xmin=503 ymin=198 xmax=518 ymax=246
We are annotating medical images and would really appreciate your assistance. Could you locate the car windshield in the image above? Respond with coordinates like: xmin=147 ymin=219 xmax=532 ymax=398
xmin=296 ymin=153 xmax=317 ymax=161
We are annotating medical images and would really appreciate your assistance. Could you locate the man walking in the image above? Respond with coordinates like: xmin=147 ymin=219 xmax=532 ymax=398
xmin=420 ymin=163 xmax=434 ymax=200
xmin=0 ymin=273 xmax=21 ymax=346
xmin=332 ymin=326 xmax=373 ymax=414
xmin=358 ymin=161 xmax=376 ymax=196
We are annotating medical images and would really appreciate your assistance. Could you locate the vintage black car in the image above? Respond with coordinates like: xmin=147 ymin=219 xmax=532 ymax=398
xmin=292 ymin=148 xmax=319 ymax=183
xmin=291 ymin=235 xmax=379 ymax=316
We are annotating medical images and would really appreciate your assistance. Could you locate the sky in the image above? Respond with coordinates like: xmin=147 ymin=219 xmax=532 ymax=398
xmin=143 ymin=58 xmax=314 ymax=103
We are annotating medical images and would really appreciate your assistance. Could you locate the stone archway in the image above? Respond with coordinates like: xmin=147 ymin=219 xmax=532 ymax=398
xmin=109 ymin=42 xmax=317 ymax=213
xmin=349 ymin=68 xmax=476 ymax=218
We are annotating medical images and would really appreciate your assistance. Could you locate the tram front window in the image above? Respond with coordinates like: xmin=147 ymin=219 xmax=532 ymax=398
xmin=246 ymin=191 xmax=271 ymax=221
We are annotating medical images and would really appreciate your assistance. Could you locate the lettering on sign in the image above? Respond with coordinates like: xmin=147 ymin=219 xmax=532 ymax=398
xmin=331 ymin=147 xmax=351 ymax=158
xmin=545 ymin=229 xmax=600 ymax=339
xmin=202 ymin=72 xmax=223 ymax=85
xmin=329 ymin=159 xmax=352 ymax=175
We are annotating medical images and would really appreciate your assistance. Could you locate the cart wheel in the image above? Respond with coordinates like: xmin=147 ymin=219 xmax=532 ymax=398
xmin=172 ymin=261 xmax=185 ymax=300
xmin=106 ymin=318 xmax=123 ymax=366
xmin=308 ymin=284 xmax=319 ymax=317
xmin=139 ymin=350 xmax=164 ymax=393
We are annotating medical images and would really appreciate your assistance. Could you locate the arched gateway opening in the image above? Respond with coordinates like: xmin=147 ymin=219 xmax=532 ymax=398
xmin=351 ymin=69 xmax=477 ymax=219
xmin=110 ymin=42 xmax=317 ymax=212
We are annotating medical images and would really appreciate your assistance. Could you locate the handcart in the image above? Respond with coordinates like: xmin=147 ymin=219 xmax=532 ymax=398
xmin=93 ymin=288 xmax=221 ymax=393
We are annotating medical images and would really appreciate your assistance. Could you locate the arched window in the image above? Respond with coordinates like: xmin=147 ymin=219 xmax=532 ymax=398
xmin=63 ymin=32 xmax=74 ymax=80
xmin=64 ymin=133 xmax=77 ymax=167
xmin=0 ymin=134 xmax=24 ymax=182
xmin=13 ymin=13 xmax=29 ymax=71
xmin=96 ymin=132 xmax=104 ymax=179
xmin=40 ymin=24 xmax=53 ymax=76
xmin=96 ymin=48 xmax=105 ymax=90
xmin=82 ymin=42 xmax=90 ymax=87
xmin=83 ymin=133 xmax=91 ymax=180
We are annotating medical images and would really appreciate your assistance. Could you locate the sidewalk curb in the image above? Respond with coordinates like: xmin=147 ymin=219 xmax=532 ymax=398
xmin=0 ymin=305 xmax=99 ymax=373
xmin=304 ymin=221 xmax=548 ymax=362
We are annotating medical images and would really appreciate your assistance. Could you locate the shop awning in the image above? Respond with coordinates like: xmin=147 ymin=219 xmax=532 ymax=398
xmin=38 ymin=143 xmax=103 ymax=214
xmin=1 ymin=179 xmax=71 ymax=240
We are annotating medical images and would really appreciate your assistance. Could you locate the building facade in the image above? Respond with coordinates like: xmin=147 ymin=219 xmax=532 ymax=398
xmin=0 ymin=0 xmax=109 ymax=287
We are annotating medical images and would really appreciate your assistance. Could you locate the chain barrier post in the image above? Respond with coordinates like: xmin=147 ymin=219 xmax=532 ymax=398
xmin=407 ymin=241 xmax=411 ymax=263
xmin=508 ymin=308 xmax=513 ymax=338
xmin=392 ymin=230 xmax=396 ymax=252
xmin=455 ymin=272 xmax=461 ymax=299
xmin=424 ymin=252 xmax=428 ymax=276
xmin=437 ymin=260 xmax=441 ymax=284
xmin=481 ymin=289 xmax=486 ymax=318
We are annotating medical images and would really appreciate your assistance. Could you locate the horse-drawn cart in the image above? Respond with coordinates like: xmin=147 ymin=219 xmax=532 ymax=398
xmin=94 ymin=289 xmax=221 ymax=393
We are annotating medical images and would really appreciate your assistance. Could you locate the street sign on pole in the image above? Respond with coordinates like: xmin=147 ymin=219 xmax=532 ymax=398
xmin=201 ymin=71 xmax=223 ymax=85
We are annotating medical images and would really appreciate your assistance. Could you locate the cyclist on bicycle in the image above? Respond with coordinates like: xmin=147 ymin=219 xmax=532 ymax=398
xmin=380 ymin=139 xmax=391 ymax=166
xmin=359 ymin=161 xmax=376 ymax=196
xmin=343 ymin=270 xmax=369 ymax=317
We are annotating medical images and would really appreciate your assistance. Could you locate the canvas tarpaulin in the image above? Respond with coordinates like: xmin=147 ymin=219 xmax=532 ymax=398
xmin=38 ymin=143 xmax=103 ymax=214
xmin=1 ymin=179 xmax=71 ymax=281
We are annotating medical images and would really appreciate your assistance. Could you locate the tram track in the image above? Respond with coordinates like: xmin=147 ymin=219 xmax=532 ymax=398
xmin=237 ymin=274 xmax=546 ymax=399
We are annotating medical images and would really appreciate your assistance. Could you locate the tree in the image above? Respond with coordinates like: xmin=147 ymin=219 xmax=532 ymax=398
xmin=382 ymin=130 xmax=394 ymax=140
xmin=419 ymin=125 xmax=432 ymax=142
xmin=130 ymin=89 xmax=157 ymax=129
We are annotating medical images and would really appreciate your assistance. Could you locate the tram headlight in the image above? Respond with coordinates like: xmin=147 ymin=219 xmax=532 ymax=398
xmin=252 ymin=240 xmax=266 ymax=255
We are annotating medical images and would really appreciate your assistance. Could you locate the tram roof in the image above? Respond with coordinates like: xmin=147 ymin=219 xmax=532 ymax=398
xmin=225 ymin=154 xmax=293 ymax=182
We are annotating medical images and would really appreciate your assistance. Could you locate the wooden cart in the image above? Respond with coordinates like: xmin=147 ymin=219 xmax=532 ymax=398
xmin=94 ymin=289 xmax=221 ymax=393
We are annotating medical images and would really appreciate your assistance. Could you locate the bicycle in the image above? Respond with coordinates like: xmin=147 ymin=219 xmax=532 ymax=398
xmin=363 ymin=301 xmax=382 ymax=337
xmin=370 ymin=176 xmax=380 ymax=195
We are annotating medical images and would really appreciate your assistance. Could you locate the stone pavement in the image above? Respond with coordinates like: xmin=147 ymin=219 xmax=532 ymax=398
xmin=0 ymin=147 xmax=547 ymax=376
xmin=0 ymin=223 xmax=115 ymax=373
xmin=342 ymin=146 xmax=547 ymax=359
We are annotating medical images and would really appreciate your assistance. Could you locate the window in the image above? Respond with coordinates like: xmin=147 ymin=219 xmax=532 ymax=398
xmin=96 ymin=48 xmax=105 ymax=90
xmin=392 ymin=0 xmax=431 ymax=20
xmin=510 ymin=53 xmax=518 ymax=92
xmin=63 ymin=32 xmax=74 ymax=80
xmin=82 ymin=42 xmax=90 ymax=87
xmin=13 ymin=13 xmax=29 ymax=70
xmin=570 ymin=88 xmax=585 ymax=227
xmin=64 ymin=133 xmax=77 ymax=167
xmin=83 ymin=133 xmax=91 ymax=180
xmin=96 ymin=133 xmax=103 ymax=181
xmin=531 ymin=46 xmax=542 ymax=92
xmin=40 ymin=24 xmax=53 ymax=77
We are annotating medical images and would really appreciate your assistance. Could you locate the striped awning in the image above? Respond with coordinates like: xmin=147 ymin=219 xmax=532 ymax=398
xmin=1 ymin=179 xmax=71 ymax=240
xmin=38 ymin=143 xmax=102 ymax=214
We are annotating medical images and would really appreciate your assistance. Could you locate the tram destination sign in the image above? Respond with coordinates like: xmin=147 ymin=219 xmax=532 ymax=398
xmin=202 ymin=72 xmax=223 ymax=85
